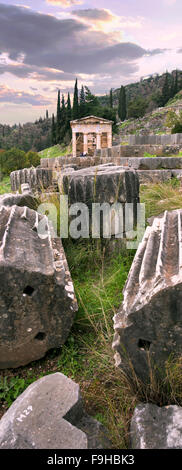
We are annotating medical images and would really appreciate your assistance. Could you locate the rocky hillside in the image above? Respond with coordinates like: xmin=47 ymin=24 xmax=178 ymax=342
xmin=99 ymin=70 xmax=182 ymax=114
xmin=117 ymin=90 xmax=182 ymax=137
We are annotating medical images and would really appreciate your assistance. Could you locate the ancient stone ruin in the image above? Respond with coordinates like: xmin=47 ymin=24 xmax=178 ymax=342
xmin=113 ymin=209 xmax=182 ymax=382
xmin=61 ymin=164 xmax=140 ymax=237
xmin=0 ymin=373 xmax=110 ymax=449
xmin=0 ymin=191 xmax=38 ymax=211
xmin=0 ymin=205 xmax=77 ymax=368
xmin=130 ymin=403 xmax=182 ymax=449
xmin=10 ymin=167 xmax=54 ymax=192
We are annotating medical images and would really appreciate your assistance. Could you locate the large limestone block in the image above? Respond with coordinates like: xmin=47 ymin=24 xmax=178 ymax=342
xmin=61 ymin=164 xmax=139 ymax=238
xmin=113 ymin=210 xmax=182 ymax=382
xmin=130 ymin=403 xmax=182 ymax=449
xmin=62 ymin=164 xmax=139 ymax=207
xmin=137 ymin=169 xmax=172 ymax=184
xmin=0 ymin=205 xmax=77 ymax=369
xmin=0 ymin=192 xmax=38 ymax=210
xmin=0 ymin=373 xmax=110 ymax=449
xmin=10 ymin=167 xmax=53 ymax=192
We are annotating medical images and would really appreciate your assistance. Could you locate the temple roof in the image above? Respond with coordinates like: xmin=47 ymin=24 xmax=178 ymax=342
xmin=70 ymin=115 xmax=113 ymax=125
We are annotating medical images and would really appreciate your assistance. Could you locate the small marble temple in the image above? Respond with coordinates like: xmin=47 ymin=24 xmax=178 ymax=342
xmin=70 ymin=115 xmax=113 ymax=157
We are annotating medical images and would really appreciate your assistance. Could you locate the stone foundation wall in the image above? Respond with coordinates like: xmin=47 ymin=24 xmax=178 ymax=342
xmin=40 ymin=144 xmax=182 ymax=171
xmin=122 ymin=133 xmax=182 ymax=145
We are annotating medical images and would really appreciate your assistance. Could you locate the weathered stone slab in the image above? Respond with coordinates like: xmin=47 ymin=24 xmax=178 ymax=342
xmin=10 ymin=168 xmax=54 ymax=192
xmin=0 ymin=373 xmax=110 ymax=449
xmin=113 ymin=210 xmax=182 ymax=382
xmin=62 ymin=164 xmax=139 ymax=206
xmin=0 ymin=205 xmax=77 ymax=368
xmin=138 ymin=169 xmax=172 ymax=184
xmin=130 ymin=403 xmax=182 ymax=449
xmin=124 ymin=157 xmax=182 ymax=171
xmin=61 ymin=164 xmax=139 ymax=237
xmin=127 ymin=133 xmax=182 ymax=146
xmin=0 ymin=192 xmax=38 ymax=210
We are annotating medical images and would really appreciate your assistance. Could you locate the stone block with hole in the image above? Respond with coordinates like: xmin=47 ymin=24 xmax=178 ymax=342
xmin=0 ymin=373 xmax=110 ymax=449
xmin=113 ymin=210 xmax=182 ymax=382
xmin=0 ymin=205 xmax=78 ymax=369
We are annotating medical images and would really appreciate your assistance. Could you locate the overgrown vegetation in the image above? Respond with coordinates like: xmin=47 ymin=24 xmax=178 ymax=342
xmin=0 ymin=176 xmax=11 ymax=195
xmin=2 ymin=180 xmax=182 ymax=446
xmin=39 ymin=143 xmax=72 ymax=160
xmin=166 ymin=109 xmax=182 ymax=134
xmin=140 ymin=178 xmax=182 ymax=219
xmin=0 ymin=147 xmax=40 ymax=177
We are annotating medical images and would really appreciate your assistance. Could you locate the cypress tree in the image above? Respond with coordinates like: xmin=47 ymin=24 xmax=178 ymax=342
xmin=56 ymin=90 xmax=61 ymax=142
xmin=110 ymin=88 xmax=113 ymax=108
xmin=79 ymin=85 xmax=86 ymax=117
xmin=61 ymin=94 xmax=66 ymax=123
xmin=174 ymin=70 xmax=178 ymax=96
xmin=73 ymin=78 xmax=79 ymax=120
xmin=162 ymin=72 xmax=170 ymax=106
xmin=51 ymin=113 xmax=56 ymax=145
xmin=66 ymin=92 xmax=72 ymax=139
xmin=118 ymin=86 xmax=126 ymax=121
xmin=67 ymin=92 xmax=72 ymax=122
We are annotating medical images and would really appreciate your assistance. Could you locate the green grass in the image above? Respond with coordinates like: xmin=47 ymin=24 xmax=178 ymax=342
xmin=39 ymin=144 xmax=72 ymax=159
xmin=0 ymin=176 xmax=11 ymax=194
xmin=143 ymin=152 xmax=157 ymax=158
xmin=0 ymin=241 xmax=135 ymax=447
xmin=2 ymin=182 xmax=182 ymax=446
xmin=140 ymin=178 xmax=182 ymax=219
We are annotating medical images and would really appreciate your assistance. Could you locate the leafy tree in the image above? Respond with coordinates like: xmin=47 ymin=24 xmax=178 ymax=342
xmin=118 ymin=86 xmax=127 ymax=121
xmin=166 ymin=110 xmax=182 ymax=133
xmin=127 ymin=97 xmax=147 ymax=119
xmin=26 ymin=151 xmax=40 ymax=167
xmin=0 ymin=148 xmax=27 ymax=176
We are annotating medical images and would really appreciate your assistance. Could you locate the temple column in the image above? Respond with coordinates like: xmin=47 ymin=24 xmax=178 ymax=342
xmin=96 ymin=133 xmax=102 ymax=150
xmin=107 ymin=131 xmax=112 ymax=148
xmin=83 ymin=133 xmax=88 ymax=154
xmin=72 ymin=131 xmax=77 ymax=157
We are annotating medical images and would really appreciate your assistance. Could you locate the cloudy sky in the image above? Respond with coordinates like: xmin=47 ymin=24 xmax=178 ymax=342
xmin=0 ymin=0 xmax=182 ymax=124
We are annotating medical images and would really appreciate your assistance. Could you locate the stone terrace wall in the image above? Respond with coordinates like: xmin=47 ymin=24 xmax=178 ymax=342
xmin=122 ymin=133 xmax=182 ymax=146
xmin=40 ymin=144 xmax=182 ymax=172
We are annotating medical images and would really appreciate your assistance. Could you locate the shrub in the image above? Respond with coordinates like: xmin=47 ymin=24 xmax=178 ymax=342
xmin=0 ymin=147 xmax=27 ymax=176
xmin=26 ymin=151 xmax=40 ymax=167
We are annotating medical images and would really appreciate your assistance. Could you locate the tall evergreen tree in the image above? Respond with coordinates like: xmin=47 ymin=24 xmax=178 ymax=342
xmin=67 ymin=92 xmax=72 ymax=122
xmin=46 ymin=109 xmax=49 ymax=119
xmin=73 ymin=78 xmax=79 ymax=119
xmin=56 ymin=90 xmax=61 ymax=142
xmin=110 ymin=88 xmax=113 ymax=108
xmin=61 ymin=94 xmax=66 ymax=123
xmin=65 ymin=92 xmax=72 ymax=139
xmin=118 ymin=86 xmax=127 ymax=121
xmin=174 ymin=70 xmax=178 ymax=96
xmin=162 ymin=72 xmax=170 ymax=106
xmin=51 ymin=113 xmax=56 ymax=145
xmin=79 ymin=85 xmax=86 ymax=117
